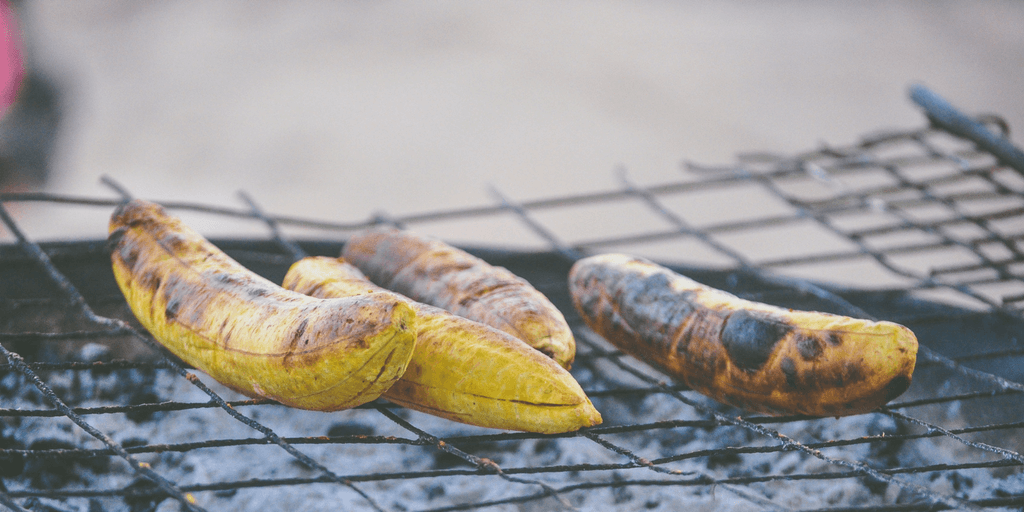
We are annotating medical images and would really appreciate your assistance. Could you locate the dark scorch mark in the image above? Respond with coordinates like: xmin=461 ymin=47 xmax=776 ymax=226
xmin=165 ymin=297 xmax=181 ymax=321
xmin=825 ymin=332 xmax=844 ymax=347
xmin=883 ymin=375 xmax=911 ymax=402
xmin=780 ymin=357 xmax=798 ymax=387
xmin=292 ymin=318 xmax=309 ymax=349
xmin=720 ymin=310 xmax=793 ymax=372
xmin=796 ymin=335 xmax=823 ymax=361
xmin=107 ymin=227 xmax=127 ymax=252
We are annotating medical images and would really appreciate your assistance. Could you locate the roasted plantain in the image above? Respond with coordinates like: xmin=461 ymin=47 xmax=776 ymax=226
xmin=108 ymin=199 xmax=417 ymax=411
xmin=341 ymin=227 xmax=576 ymax=369
xmin=568 ymin=254 xmax=918 ymax=417
xmin=283 ymin=256 xmax=601 ymax=433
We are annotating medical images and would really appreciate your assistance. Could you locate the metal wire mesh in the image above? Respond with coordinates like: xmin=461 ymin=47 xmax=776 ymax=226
xmin=0 ymin=87 xmax=1023 ymax=511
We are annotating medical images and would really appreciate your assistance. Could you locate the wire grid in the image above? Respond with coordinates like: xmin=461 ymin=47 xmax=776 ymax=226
xmin=0 ymin=89 xmax=1023 ymax=511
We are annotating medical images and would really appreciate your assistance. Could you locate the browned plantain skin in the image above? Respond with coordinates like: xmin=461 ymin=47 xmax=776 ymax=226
xmin=341 ymin=227 xmax=576 ymax=368
xmin=569 ymin=254 xmax=918 ymax=417
xmin=282 ymin=256 xmax=601 ymax=433
xmin=108 ymin=199 xmax=417 ymax=411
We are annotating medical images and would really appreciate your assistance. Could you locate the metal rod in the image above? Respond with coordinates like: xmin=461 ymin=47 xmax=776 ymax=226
xmin=910 ymin=84 xmax=1024 ymax=176
xmin=2 ymin=109 xmax=1023 ymax=510
xmin=0 ymin=343 xmax=206 ymax=512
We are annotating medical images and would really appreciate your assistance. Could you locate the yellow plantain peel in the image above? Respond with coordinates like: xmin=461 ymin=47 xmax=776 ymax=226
xmin=341 ymin=227 xmax=577 ymax=369
xmin=108 ymin=199 xmax=417 ymax=411
xmin=569 ymin=254 xmax=918 ymax=417
xmin=283 ymin=256 xmax=602 ymax=434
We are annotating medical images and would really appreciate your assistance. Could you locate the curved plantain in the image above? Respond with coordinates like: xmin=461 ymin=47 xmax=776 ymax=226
xmin=568 ymin=253 xmax=918 ymax=417
xmin=341 ymin=227 xmax=576 ymax=369
xmin=283 ymin=256 xmax=602 ymax=433
xmin=108 ymin=199 xmax=417 ymax=411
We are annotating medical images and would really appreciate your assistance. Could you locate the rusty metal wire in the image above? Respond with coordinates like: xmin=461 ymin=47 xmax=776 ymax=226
xmin=1 ymin=86 xmax=1024 ymax=511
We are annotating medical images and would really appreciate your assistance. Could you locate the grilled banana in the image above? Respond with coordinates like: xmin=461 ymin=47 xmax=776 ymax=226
xmin=341 ymin=227 xmax=576 ymax=369
xmin=568 ymin=254 xmax=918 ymax=417
xmin=108 ymin=199 xmax=417 ymax=411
xmin=283 ymin=256 xmax=601 ymax=433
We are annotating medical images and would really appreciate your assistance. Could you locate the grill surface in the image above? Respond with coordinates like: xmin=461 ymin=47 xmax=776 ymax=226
xmin=1 ymin=87 xmax=1023 ymax=511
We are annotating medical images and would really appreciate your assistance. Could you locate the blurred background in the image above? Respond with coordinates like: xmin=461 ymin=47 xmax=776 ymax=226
xmin=1 ymin=0 xmax=1023 ymax=249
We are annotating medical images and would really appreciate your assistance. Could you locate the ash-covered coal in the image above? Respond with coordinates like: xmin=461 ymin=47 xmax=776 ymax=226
xmin=0 ymin=310 xmax=1021 ymax=511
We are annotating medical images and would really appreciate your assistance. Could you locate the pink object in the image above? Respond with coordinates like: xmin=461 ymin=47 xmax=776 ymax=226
xmin=0 ymin=0 xmax=24 ymax=119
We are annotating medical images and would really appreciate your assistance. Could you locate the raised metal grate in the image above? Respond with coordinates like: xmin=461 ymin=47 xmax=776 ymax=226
xmin=0 ymin=86 xmax=1022 ymax=511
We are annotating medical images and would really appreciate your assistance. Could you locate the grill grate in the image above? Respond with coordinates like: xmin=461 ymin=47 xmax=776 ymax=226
xmin=0 ymin=86 xmax=1023 ymax=511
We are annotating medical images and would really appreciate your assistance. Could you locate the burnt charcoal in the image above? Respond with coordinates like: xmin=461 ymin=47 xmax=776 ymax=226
xmin=0 ymin=450 xmax=24 ymax=478
xmin=24 ymin=438 xmax=109 ymax=489
xmin=21 ymin=497 xmax=76 ymax=512
xmin=945 ymin=472 xmax=974 ymax=498
xmin=706 ymin=450 xmax=743 ymax=469
xmin=610 ymin=472 xmax=633 ymax=504
xmin=893 ymin=485 xmax=927 ymax=505
xmin=0 ymin=426 xmax=24 ymax=477
xmin=288 ymin=457 xmax=316 ymax=474
xmin=0 ymin=372 xmax=23 ymax=399
xmin=125 ymin=389 xmax=161 ymax=424
xmin=532 ymin=438 xmax=557 ymax=455
xmin=425 ymin=483 xmax=445 ymax=500
xmin=866 ymin=417 xmax=909 ymax=467
xmin=121 ymin=437 xmax=149 ymax=449
xmin=97 ymin=369 xmax=149 ymax=401
xmin=325 ymin=421 xmax=375 ymax=437
xmin=122 ymin=477 xmax=170 ymax=512
xmin=213 ymin=488 xmax=238 ymax=499
xmin=992 ymin=487 xmax=1014 ymax=498
xmin=431 ymin=450 xmax=472 ymax=470
xmin=864 ymin=475 xmax=889 ymax=496
xmin=612 ymin=486 xmax=633 ymax=505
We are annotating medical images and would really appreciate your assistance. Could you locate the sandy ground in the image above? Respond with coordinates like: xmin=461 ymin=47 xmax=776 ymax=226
xmin=5 ymin=1 xmax=1024 ymax=254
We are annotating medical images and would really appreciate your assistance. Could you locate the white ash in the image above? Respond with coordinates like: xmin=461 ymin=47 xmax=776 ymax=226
xmin=2 ymin=361 xmax=1021 ymax=512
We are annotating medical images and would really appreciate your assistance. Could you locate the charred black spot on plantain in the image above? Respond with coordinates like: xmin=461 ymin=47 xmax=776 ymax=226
xmin=159 ymin=231 xmax=194 ymax=255
xmin=165 ymin=297 xmax=181 ymax=321
xmin=674 ymin=307 xmax=710 ymax=356
xmin=292 ymin=318 xmax=309 ymax=349
xmin=780 ymin=357 xmax=798 ymax=387
xmin=827 ymin=361 xmax=864 ymax=388
xmin=796 ymin=335 xmax=823 ymax=361
xmin=243 ymin=285 xmax=270 ymax=299
xmin=137 ymin=268 xmax=162 ymax=294
xmin=117 ymin=243 xmax=140 ymax=271
xmin=106 ymin=227 xmax=128 ymax=252
xmin=825 ymin=332 xmax=844 ymax=346
xmin=883 ymin=375 xmax=911 ymax=402
xmin=720 ymin=310 xmax=792 ymax=372
xmin=214 ymin=272 xmax=242 ymax=286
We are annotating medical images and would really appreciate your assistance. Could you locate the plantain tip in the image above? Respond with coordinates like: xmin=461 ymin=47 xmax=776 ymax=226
xmin=106 ymin=227 xmax=128 ymax=253
xmin=110 ymin=198 xmax=167 ymax=228
xmin=883 ymin=374 xmax=912 ymax=402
